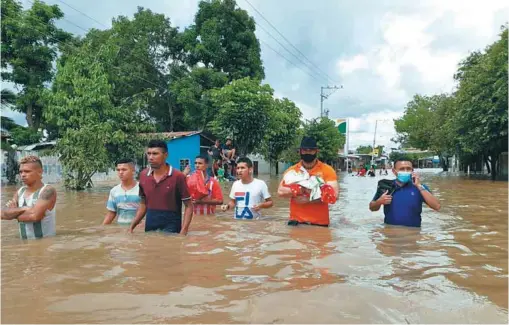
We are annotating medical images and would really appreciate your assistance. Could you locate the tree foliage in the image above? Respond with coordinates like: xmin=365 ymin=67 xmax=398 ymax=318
xmin=394 ymin=27 xmax=508 ymax=178
xmin=209 ymin=77 xmax=274 ymax=156
xmin=45 ymin=42 xmax=153 ymax=189
xmin=1 ymin=0 xmax=71 ymax=129
xmin=184 ymin=0 xmax=264 ymax=81
xmin=259 ymin=98 xmax=302 ymax=173
xmin=303 ymin=118 xmax=345 ymax=162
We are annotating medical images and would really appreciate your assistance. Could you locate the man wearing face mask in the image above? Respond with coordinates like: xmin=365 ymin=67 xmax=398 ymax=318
xmin=277 ymin=136 xmax=339 ymax=227
xmin=369 ymin=158 xmax=441 ymax=227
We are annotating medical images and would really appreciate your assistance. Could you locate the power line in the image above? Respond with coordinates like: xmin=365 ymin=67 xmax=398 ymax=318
xmin=55 ymin=0 xmax=108 ymax=28
xmin=259 ymin=39 xmax=323 ymax=84
xmin=241 ymin=0 xmax=337 ymax=84
xmin=253 ymin=20 xmax=328 ymax=83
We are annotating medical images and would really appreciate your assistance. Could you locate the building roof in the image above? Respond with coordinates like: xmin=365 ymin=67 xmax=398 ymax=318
xmin=16 ymin=141 xmax=56 ymax=151
xmin=140 ymin=131 xmax=215 ymax=143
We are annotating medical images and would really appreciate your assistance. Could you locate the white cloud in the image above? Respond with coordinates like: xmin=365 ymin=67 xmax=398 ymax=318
xmin=336 ymin=54 xmax=369 ymax=75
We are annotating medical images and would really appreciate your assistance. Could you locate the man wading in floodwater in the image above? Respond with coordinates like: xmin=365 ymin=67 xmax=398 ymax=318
xmin=1 ymin=156 xmax=57 ymax=239
xmin=220 ymin=157 xmax=273 ymax=219
xmin=128 ymin=140 xmax=193 ymax=235
xmin=102 ymin=158 xmax=141 ymax=226
xmin=277 ymin=136 xmax=339 ymax=227
xmin=369 ymin=158 xmax=441 ymax=227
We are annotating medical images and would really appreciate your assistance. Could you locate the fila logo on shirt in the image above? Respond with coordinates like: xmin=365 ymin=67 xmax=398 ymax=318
xmin=234 ymin=192 xmax=253 ymax=219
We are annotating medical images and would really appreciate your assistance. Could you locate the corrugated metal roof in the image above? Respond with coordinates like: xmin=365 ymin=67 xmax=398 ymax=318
xmin=140 ymin=131 xmax=202 ymax=140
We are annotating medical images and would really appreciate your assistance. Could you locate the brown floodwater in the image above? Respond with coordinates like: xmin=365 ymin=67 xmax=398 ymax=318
xmin=1 ymin=169 xmax=508 ymax=324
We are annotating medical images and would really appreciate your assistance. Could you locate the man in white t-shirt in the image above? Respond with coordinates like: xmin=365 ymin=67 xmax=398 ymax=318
xmin=221 ymin=157 xmax=273 ymax=219
xmin=102 ymin=158 xmax=141 ymax=225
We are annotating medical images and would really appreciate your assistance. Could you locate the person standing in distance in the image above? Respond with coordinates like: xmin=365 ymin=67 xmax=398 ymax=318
xmin=128 ymin=140 xmax=193 ymax=235
xmin=369 ymin=158 xmax=441 ymax=227
xmin=277 ymin=136 xmax=339 ymax=227
xmin=102 ymin=158 xmax=141 ymax=226
xmin=220 ymin=157 xmax=273 ymax=219
xmin=1 ymin=155 xmax=57 ymax=239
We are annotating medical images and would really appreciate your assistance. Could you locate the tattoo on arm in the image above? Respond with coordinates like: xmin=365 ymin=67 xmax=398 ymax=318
xmin=40 ymin=187 xmax=56 ymax=200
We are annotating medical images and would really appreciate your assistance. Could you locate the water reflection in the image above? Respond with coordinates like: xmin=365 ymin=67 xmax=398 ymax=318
xmin=1 ymin=169 xmax=507 ymax=323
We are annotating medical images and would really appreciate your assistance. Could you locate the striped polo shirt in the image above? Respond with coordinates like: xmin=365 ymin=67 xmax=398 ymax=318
xmin=106 ymin=183 xmax=141 ymax=225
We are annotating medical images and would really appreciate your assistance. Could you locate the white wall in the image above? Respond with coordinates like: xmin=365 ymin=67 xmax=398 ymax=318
xmin=247 ymin=154 xmax=287 ymax=175
xmin=1 ymin=150 xmax=118 ymax=185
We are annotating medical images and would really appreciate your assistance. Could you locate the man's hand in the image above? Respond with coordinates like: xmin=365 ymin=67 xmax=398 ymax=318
xmin=377 ymin=190 xmax=392 ymax=205
xmin=412 ymin=172 xmax=421 ymax=186
xmin=180 ymin=228 xmax=188 ymax=236
xmin=183 ymin=165 xmax=191 ymax=176
xmin=5 ymin=199 xmax=17 ymax=208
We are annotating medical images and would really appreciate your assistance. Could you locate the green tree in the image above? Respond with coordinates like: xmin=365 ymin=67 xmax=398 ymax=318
xmin=303 ymin=117 xmax=345 ymax=162
xmin=356 ymin=145 xmax=373 ymax=154
xmin=259 ymin=98 xmax=302 ymax=174
xmin=45 ymin=42 xmax=153 ymax=190
xmin=185 ymin=0 xmax=264 ymax=81
xmin=1 ymin=0 xmax=71 ymax=130
xmin=394 ymin=94 xmax=455 ymax=171
xmin=171 ymin=67 xmax=228 ymax=130
xmin=209 ymin=77 xmax=273 ymax=156
xmin=453 ymin=27 xmax=508 ymax=180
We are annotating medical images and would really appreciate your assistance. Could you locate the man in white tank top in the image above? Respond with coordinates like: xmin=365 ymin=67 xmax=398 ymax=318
xmin=1 ymin=155 xmax=57 ymax=239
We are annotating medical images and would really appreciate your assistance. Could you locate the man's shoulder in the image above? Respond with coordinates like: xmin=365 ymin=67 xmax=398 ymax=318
xmin=253 ymin=178 xmax=267 ymax=186
xmin=138 ymin=167 xmax=150 ymax=178
xmin=109 ymin=184 xmax=123 ymax=195
xmin=172 ymin=169 xmax=186 ymax=179
xmin=318 ymin=161 xmax=335 ymax=172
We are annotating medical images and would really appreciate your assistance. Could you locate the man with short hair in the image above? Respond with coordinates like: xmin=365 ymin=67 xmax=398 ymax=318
xmin=277 ymin=136 xmax=339 ymax=227
xmin=221 ymin=157 xmax=273 ymax=219
xmin=369 ymin=158 xmax=441 ymax=227
xmin=188 ymin=155 xmax=223 ymax=215
xmin=1 ymin=155 xmax=57 ymax=239
xmin=102 ymin=158 xmax=141 ymax=225
xmin=128 ymin=140 xmax=193 ymax=235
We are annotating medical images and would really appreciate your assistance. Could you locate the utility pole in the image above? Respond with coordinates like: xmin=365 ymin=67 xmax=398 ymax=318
xmin=320 ymin=85 xmax=343 ymax=118
xmin=371 ymin=120 xmax=378 ymax=166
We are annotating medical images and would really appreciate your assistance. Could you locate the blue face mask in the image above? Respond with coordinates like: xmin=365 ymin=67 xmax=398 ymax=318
xmin=397 ymin=171 xmax=412 ymax=183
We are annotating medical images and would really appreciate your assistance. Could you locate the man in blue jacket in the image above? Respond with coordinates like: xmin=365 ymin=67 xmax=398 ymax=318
xmin=369 ymin=158 xmax=441 ymax=227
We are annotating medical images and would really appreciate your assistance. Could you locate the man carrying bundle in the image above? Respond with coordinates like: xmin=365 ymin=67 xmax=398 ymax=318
xmin=277 ymin=136 xmax=339 ymax=227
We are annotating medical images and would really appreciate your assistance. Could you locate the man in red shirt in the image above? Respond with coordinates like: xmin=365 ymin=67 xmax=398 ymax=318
xmin=184 ymin=155 xmax=223 ymax=215
xmin=128 ymin=140 xmax=193 ymax=235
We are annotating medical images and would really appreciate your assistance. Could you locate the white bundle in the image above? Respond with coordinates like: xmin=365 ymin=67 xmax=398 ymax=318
xmin=283 ymin=167 xmax=324 ymax=201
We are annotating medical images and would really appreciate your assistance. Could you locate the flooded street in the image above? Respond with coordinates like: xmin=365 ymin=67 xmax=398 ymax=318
xmin=1 ymin=169 xmax=507 ymax=323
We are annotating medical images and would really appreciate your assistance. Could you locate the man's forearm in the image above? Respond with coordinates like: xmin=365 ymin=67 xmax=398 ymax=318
xmin=1 ymin=207 xmax=28 ymax=220
xmin=277 ymin=186 xmax=293 ymax=198
xmin=196 ymin=198 xmax=222 ymax=205
xmin=259 ymin=200 xmax=273 ymax=209
xmin=369 ymin=200 xmax=381 ymax=211
xmin=130 ymin=204 xmax=147 ymax=229
xmin=181 ymin=203 xmax=193 ymax=231
xmin=422 ymin=190 xmax=441 ymax=211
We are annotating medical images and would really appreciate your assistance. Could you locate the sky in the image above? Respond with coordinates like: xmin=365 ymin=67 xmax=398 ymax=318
xmin=4 ymin=0 xmax=509 ymax=151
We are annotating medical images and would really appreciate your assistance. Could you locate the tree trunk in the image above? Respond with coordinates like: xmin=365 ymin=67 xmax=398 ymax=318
xmin=491 ymin=153 xmax=498 ymax=181
xmin=440 ymin=155 xmax=449 ymax=172
xmin=275 ymin=161 xmax=279 ymax=175
xmin=167 ymin=98 xmax=174 ymax=132
xmin=6 ymin=150 xmax=18 ymax=185
xmin=26 ymin=103 xmax=34 ymax=128
xmin=484 ymin=157 xmax=491 ymax=174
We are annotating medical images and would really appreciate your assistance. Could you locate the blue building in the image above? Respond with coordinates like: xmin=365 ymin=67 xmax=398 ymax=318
xmin=142 ymin=131 xmax=215 ymax=172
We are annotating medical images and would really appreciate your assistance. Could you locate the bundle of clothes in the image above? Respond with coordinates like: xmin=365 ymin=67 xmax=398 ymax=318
xmin=282 ymin=167 xmax=337 ymax=204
